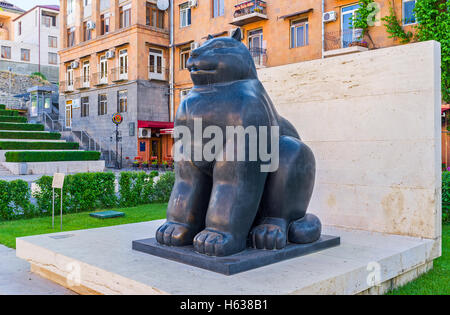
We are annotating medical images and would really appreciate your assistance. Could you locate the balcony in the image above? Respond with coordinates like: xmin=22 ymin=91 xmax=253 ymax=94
xmin=60 ymin=81 xmax=74 ymax=93
xmin=92 ymin=72 xmax=108 ymax=86
xmin=249 ymin=47 xmax=267 ymax=68
xmin=231 ymin=0 xmax=268 ymax=27
xmin=75 ymin=77 xmax=90 ymax=90
xmin=111 ymin=67 xmax=129 ymax=82
xmin=148 ymin=67 xmax=169 ymax=81
xmin=324 ymin=29 xmax=369 ymax=58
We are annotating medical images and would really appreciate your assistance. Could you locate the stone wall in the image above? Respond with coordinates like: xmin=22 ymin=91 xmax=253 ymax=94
xmin=258 ymin=41 xmax=442 ymax=245
xmin=0 ymin=70 xmax=49 ymax=97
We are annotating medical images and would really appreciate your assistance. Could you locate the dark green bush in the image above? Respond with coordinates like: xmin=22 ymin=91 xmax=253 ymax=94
xmin=0 ymin=116 xmax=27 ymax=123
xmin=0 ymin=122 xmax=44 ymax=131
xmin=0 ymin=105 xmax=5 ymax=110
xmin=34 ymin=172 xmax=117 ymax=216
xmin=152 ymin=171 xmax=175 ymax=203
xmin=5 ymin=151 xmax=100 ymax=162
xmin=119 ymin=172 xmax=155 ymax=207
xmin=0 ymin=110 xmax=19 ymax=117
xmin=0 ymin=131 xmax=61 ymax=140
xmin=442 ymin=172 xmax=450 ymax=223
xmin=0 ymin=180 xmax=36 ymax=221
xmin=0 ymin=141 xmax=79 ymax=150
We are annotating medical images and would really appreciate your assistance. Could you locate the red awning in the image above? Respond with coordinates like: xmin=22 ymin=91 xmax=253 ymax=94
xmin=442 ymin=104 xmax=450 ymax=114
xmin=138 ymin=121 xmax=174 ymax=129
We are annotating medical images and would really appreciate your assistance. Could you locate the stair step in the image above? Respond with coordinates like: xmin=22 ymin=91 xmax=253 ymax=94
xmin=0 ymin=164 xmax=11 ymax=176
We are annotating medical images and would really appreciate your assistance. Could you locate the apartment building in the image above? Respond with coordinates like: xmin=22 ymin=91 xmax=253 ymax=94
xmin=173 ymin=0 xmax=418 ymax=113
xmin=58 ymin=0 xmax=174 ymax=165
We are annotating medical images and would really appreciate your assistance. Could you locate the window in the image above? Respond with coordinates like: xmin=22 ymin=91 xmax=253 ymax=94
xmin=117 ymin=90 xmax=128 ymax=113
xmin=82 ymin=61 xmax=90 ymax=85
xmin=49 ymin=52 xmax=58 ymax=65
xmin=101 ymin=13 xmax=110 ymax=35
xmin=20 ymin=49 xmax=30 ymax=62
xmin=98 ymin=94 xmax=107 ymax=115
xmin=212 ymin=0 xmax=225 ymax=18
xmin=67 ymin=27 xmax=75 ymax=47
xmin=180 ymin=47 xmax=191 ymax=70
xmin=120 ymin=4 xmax=131 ymax=29
xmin=67 ymin=66 xmax=74 ymax=87
xmin=100 ymin=55 xmax=108 ymax=83
xmin=248 ymin=29 xmax=265 ymax=66
xmin=18 ymin=22 xmax=21 ymax=36
xmin=81 ymin=97 xmax=89 ymax=117
xmin=180 ymin=3 xmax=191 ymax=28
xmin=42 ymin=12 xmax=57 ymax=27
xmin=149 ymin=48 xmax=164 ymax=79
xmin=49 ymin=36 xmax=58 ymax=48
xmin=119 ymin=49 xmax=128 ymax=78
xmin=67 ymin=0 xmax=74 ymax=15
xmin=1 ymin=46 xmax=11 ymax=59
xmin=83 ymin=22 xmax=92 ymax=41
xmin=341 ymin=4 xmax=361 ymax=48
xmin=146 ymin=2 xmax=165 ymax=29
xmin=403 ymin=0 xmax=417 ymax=25
xmin=290 ymin=19 xmax=309 ymax=48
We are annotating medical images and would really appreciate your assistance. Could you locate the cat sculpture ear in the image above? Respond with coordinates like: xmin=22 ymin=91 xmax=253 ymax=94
xmin=231 ymin=28 xmax=243 ymax=42
xmin=207 ymin=34 xmax=214 ymax=40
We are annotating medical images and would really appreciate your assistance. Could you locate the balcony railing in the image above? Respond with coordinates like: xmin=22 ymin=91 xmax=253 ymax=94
xmin=249 ymin=47 xmax=267 ymax=67
xmin=231 ymin=0 xmax=268 ymax=26
xmin=111 ymin=67 xmax=129 ymax=82
xmin=75 ymin=77 xmax=90 ymax=90
xmin=324 ymin=29 xmax=366 ymax=51
xmin=92 ymin=72 xmax=108 ymax=86
xmin=148 ymin=67 xmax=169 ymax=81
xmin=60 ymin=81 xmax=74 ymax=93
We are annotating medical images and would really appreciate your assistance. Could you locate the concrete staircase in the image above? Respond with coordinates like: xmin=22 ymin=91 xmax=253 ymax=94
xmin=0 ymin=164 xmax=12 ymax=176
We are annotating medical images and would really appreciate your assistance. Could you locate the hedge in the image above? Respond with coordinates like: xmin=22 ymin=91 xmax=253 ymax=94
xmin=5 ymin=151 xmax=100 ymax=162
xmin=0 ymin=122 xmax=44 ymax=131
xmin=0 ymin=116 xmax=27 ymax=123
xmin=442 ymin=172 xmax=450 ymax=223
xmin=0 ymin=110 xmax=19 ymax=117
xmin=34 ymin=173 xmax=117 ymax=216
xmin=0 ymin=105 xmax=5 ymax=110
xmin=0 ymin=180 xmax=36 ymax=220
xmin=119 ymin=172 xmax=156 ymax=207
xmin=152 ymin=171 xmax=175 ymax=203
xmin=0 ymin=141 xmax=79 ymax=150
xmin=0 ymin=131 xmax=61 ymax=140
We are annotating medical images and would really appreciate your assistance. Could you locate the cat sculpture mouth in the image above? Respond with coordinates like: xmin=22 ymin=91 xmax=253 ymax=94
xmin=189 ymin=66 xmax=216 ymax=75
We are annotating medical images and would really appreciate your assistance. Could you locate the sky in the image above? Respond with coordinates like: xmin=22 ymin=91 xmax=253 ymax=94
xmin=12 ymin=0 xmax=59 ymax=11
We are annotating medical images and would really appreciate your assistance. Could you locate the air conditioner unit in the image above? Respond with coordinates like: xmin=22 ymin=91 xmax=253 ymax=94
xmin=323 ymin=11 xmax=337 ymax=23
xmin=86 ymin=21 xmax=96 ymax=30
xmin=70 ymin=61 xmax=79 ymax=69
xmin=188 ymin=0 xmax=198 ymax=8
xmin=106 ymin=50 xmax=115 ymax=59
xmin=139 ymin=128 xmax=152 ymax=138
xmin=190 ymin=42 xmax=200 ymax=50
xmin=229 ymin=28 xmax=243 ymax=41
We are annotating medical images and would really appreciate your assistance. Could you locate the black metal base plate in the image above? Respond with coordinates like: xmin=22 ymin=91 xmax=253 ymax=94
xmin=132 ymin=235 xmax=340 ymax=276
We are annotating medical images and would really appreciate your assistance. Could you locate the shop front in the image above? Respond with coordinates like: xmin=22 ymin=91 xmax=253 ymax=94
xmin=137 ymin=120 xmax=174 ymax=166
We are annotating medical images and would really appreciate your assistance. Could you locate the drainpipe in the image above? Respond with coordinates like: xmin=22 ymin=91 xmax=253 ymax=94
xmin=38 ymin=7 xmax=41 ymax=72
xmin=321 ymin=0 xmax=324 ymax=59
xmin=169 ymin=0 xmax=174 ymax=122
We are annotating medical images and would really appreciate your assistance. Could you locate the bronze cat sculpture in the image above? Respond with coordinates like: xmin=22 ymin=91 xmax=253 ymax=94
xmin=156 ymin=28 xmax=321 ymax=257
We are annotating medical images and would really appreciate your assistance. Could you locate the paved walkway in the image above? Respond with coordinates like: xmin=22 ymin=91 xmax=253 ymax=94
xmin=0 ymin=245 xmax=75 ymax=295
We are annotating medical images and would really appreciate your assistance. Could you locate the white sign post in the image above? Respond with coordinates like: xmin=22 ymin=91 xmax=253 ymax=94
xmin=52 ymin=173 xmax=65 ymax=231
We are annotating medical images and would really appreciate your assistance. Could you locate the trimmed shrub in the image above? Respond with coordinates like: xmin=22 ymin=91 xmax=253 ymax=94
xmin=5 ymin=151 xmax=100 ymax=162
xmin=0 ymin=105 xmax=5 ymax=110
xmin=0 ymin=131 xmax=61 ymax=140
xmin=0 ymin=141 xmax=79 ymax=150
xmin=443 ymin=172 xmax=450 ymax=223
xmin=0 ymin=180 xmax=36 ymax=221
xmin=0 ymin=122 xmax=44 ymax=131
xmin=0 ymin=116 xmax=27 ymax=123
xmin=119 ymin=172 xmax=156 ymax=207
xmin=34 ymin=172 xmax=117 ymax=216
xmin=0 ymin=110 xmax=19 ymax=117
xmin=152 ymin=171 xmax=175 ymax=203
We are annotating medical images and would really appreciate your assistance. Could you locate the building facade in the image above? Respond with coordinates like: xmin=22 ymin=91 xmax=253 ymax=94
xmin=172 ymin=0 xmax=418 ymax=114
xmin=58 ymin=0 xmax=174 ymax=165
xmin=0 ymin=2 xmax=60 ymax=83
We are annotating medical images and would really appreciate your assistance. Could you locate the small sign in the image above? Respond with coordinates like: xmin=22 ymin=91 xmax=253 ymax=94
xmin=52 ymin=173 xmax=65 ymax=189
xmin=112 ymin=113 xmax=124 ymax=125
xmin=72 ymin=98 xmax=81 ymax=109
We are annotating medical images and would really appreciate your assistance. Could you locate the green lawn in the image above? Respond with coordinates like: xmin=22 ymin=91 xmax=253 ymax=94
xmin=388 ymin=224 xmax=449 ymax=295
xmin=0 ymin=203 xmax=167 ymax=249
